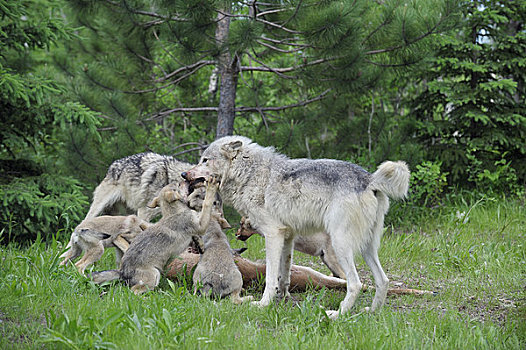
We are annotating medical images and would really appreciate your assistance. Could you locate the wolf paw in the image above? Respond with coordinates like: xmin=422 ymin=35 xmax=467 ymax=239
xmin=206 ymin=174 xmax=220 ymax=190
xmin=325 ymin=310 xmax=340 ymax=320
xmin=251 ymin=299 xmax=270 ymax=308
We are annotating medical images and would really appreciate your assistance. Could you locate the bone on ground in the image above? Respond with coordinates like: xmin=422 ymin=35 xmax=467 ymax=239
xmin=165 ymin=251 xmax=435 ymax=295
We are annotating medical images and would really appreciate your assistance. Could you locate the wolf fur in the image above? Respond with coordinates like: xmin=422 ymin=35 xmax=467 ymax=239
xmin=193 ymin=219 xmax=253 ymax=304
xmin=91 ymin=177 xmax=218 ymax=295
xmin=59 ymin=215 xmax=151 ymax=275
xmin=237 ymin=216 xmax=345 ymax=279
xmin=183 ymin=136 xmax=409 ymax=319
xmin=85 ymin=152 xmax=192 ymax=221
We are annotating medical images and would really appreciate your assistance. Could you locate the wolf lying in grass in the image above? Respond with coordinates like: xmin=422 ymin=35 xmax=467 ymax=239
xmin=59 ymin=215 xmax=151 ymax=275
xmin=91 ymin=176 xmax=218 ymax=295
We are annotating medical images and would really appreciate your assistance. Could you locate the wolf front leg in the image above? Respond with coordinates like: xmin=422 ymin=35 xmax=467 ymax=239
xmin=252 ymin=226 xmax=286 ymax=307
xmin=197 ymin=176 xmax=219 ymax=233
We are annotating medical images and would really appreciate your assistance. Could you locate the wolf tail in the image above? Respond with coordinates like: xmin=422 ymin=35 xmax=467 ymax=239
xmin=90 ymin=270 xmax=121 ymax=284
xmin=369 ymin=161 xmax=410 ymax=200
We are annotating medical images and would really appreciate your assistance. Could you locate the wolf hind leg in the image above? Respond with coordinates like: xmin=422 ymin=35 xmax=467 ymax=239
xmin=277 ymin=233 xmax=294 ymax=299
xmin=84 ymin=181 xmax=123 ymax=219
xmin=325 ymin=227 xmax=363 ymax=320
xmin=130 ymin=268 xmax=161 ymax=295
xmin=361 ymin=214 xmax=389 ymax=312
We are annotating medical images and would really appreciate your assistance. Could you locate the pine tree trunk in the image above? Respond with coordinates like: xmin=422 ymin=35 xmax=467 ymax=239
xmin=215 ymin=5 xmax=239 ymax=139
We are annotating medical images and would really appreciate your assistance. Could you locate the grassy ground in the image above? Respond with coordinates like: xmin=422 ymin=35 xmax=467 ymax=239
xmin=1 ymin=195 xmax=524 ymax=349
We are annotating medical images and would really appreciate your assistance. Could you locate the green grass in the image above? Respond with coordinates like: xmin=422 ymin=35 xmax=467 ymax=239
xmin=1 ymin=196 xmax=524 ymax=349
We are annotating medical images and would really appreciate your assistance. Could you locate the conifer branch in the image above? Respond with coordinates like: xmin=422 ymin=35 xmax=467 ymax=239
xmin=103 ymin=0 xmax=188 ymax=22
xmin=255 ymin=40 xmax=304 ymax=53
xmin=236 ymin=89 xmax=331 ymax=112
xmin=146 ymin=89 xmax=331 ymax=120
xmin=255 ymin=17 xmax=302 ymax=34
xmin=155 ymin=60 xmax=216 ymax=83
xmin=240 ymin=56 xmax=341 ymax=75
xmin=258 ymin=36 xmax=310 ymax=48
xmin=365 ymin=16 xmax=447 ymax=56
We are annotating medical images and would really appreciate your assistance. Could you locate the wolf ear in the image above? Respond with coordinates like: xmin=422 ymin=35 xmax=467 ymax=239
xmin=220 ymin=140 xmax=243 ymax=160
xmin=147 ymin=197 xmax=160 ymax=208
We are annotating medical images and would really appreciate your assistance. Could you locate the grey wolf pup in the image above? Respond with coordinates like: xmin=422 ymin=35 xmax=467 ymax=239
xmin=91 ymin=177 xmax=218 ymax=295
xmin=182 ymin=136 xmax=409 ymax=319
xmin=237 ymin=216 xmax=345 ymax=279
xmin=59 ymin=215 xmax=150 ymax=275
xmin=85 ymin=152 xmax=192 ymax=221
xmin=193 ymin=218 xmax=254 ymax=304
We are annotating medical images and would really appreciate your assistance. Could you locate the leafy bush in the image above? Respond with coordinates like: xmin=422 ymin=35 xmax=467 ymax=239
xmin=409 ymin=161 xmax=449 ymax=208
xmin=0 ymin=174 xmax=88 ymax=244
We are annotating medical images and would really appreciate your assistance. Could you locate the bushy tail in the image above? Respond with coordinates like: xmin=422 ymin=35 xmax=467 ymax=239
xmin=369 ymin=161 xmax=410 ymax=200
xmin=90 ymin=270 xmax=121 ymax=284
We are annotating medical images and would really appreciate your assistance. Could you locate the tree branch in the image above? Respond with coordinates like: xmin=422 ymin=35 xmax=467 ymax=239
xmin=103 ymin=0 xmax=188 ymax=22
xmin=146 ymin=89 xmax=332 ymax=120
xmin=155 ymin=60 xmax=216 ymax=83
xmin=256 ymin=39 xmax=304 ymax=53
xmin=365 ymin=16 xmax=447 ymax=56
xmin=241 ymin=56 xmax=340 ymax=74
xmin=236 ymin=89 xmax=332 ymax=112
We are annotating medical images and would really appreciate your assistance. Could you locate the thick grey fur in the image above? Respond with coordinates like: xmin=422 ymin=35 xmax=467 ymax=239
xmin=184 ymin=135 xmax=410 ymax=319
xmin=85 ymin=152 xmax=192 ymax=221
xmin=193 ymin=220 xmax=253 ymax=304
xmin=91 ymin=179 xmax=217 ymax=294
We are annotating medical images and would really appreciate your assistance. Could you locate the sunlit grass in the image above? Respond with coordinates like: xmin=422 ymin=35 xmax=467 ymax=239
xmin=0 ymin=195 xmax=524 ymax=349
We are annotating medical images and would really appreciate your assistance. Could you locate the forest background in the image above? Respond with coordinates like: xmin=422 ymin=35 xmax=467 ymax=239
xmin=1 ymin=0 xmax=524 ymax=244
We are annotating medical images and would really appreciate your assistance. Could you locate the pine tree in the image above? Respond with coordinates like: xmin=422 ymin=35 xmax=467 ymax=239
xmin=0 ymin=0 xmax=101 ymax=242
xmin=60 ymin=0 xmax=460 ymax=143
xmin=412 ymin=0 xmax=526 ymax=191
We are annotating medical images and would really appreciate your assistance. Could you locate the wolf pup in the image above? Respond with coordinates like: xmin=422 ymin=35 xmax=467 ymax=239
xmin=59 ymin=215 xmax=150 ymax=275
xmin=182 ymin=136 xmax=409 ymax=319
xmin=193 ymin=218 xmax=253 ymax=304
xmin=91 ymin=176 xmax=219 ymax=295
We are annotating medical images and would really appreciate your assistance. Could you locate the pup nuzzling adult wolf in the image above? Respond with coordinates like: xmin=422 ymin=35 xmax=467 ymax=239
xmin=91 ymin=177 xmax=219 ymax=295
xmin=182 ymin=136 xmax=409 ymax=319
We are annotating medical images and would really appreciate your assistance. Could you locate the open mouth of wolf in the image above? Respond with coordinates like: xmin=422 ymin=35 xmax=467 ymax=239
xmin=186 ymin=177 xmax=205 ymax=195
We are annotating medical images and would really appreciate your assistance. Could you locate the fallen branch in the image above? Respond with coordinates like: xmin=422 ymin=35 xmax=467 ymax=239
xmin=165 ymin=252 xmax=435 ymax=295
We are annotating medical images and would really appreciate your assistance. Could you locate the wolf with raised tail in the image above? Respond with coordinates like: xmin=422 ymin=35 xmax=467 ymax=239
xmin=182 ymin=136 xmax=409 ymax=319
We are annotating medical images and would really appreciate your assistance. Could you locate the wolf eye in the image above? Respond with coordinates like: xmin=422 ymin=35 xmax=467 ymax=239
xmin=202 ymin=158 xmax=209 ymax=164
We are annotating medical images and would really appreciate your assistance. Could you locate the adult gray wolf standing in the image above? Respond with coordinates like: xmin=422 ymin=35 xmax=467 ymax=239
xmin=84 ymin=152 xmax=192 ymax=221
xmin=182 ymin=136 xmax=409 ymax=319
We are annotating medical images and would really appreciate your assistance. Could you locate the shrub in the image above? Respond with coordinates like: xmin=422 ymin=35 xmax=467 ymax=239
xmin=0 ymin=174 xmax=88 ymax=244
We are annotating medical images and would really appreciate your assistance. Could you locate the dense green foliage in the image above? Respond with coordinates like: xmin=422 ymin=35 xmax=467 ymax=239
xmin=0 ymin=0 xmax=101 ymax=243
xmin=412 ymin=0 xmax=526 ymax=192
xmin=56 ymin=0 xmax=459 ymax=174
xmin=1 ymin=0 xmax=524 ymax=244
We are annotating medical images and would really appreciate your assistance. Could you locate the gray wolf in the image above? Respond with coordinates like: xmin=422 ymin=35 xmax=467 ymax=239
xmin=193 ymin=218 xmax=253 ymax=304
xmin=91 ymin=177 xmax=218 ymax=295
xmin=237 ymin=216 xmax=345 ymax=279
xmin=59 ymin=215 xmax=150 ymax=275
xmin=182 ymin=136 xmax=409 ymax=319
xmin=84 ymin=152 xmax=192 ymax=221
